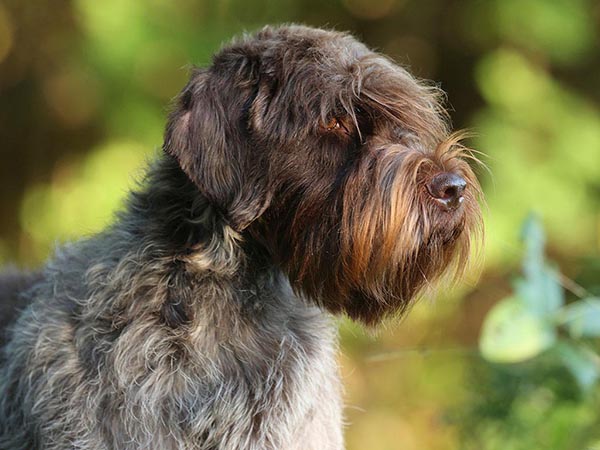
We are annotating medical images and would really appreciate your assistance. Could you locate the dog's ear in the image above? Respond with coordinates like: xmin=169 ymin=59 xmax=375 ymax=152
xmin=163 ymin=59 xmax=270 ymax=231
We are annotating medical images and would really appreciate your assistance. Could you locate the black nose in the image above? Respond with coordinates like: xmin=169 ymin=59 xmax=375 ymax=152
xmin=426 ymin=172 xmax=467 ymax=210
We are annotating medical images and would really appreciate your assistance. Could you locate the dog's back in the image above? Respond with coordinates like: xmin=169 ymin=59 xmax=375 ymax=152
xmin=0 ymin=269 xmax=40 ymax=347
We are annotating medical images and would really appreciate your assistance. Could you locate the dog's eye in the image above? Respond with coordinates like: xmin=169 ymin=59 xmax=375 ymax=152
xmin=325 ymin=117 xmax=341 ymax=130
xmin=324 ymin=117 xmax=351 ymax=135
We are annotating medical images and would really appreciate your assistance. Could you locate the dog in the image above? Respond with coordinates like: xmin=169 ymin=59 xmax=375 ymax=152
xmin=0 ymin=25 xmax=482 ymax=449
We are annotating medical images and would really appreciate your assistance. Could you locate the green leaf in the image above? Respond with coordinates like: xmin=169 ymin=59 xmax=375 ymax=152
xmin=514 ymin=266 xmax=565 ymax=316
xmin=515 ymin=214 xmax=564 ymax=316
xmin=480 ymin=296 xmax=557 ymax=363
xmin=556 ymin=341 xmax=600 ymax=392
xmin=559 ymin=297 xmax=600 ymax=338
xmin=521 ymin=213 xmax=545 ymax=274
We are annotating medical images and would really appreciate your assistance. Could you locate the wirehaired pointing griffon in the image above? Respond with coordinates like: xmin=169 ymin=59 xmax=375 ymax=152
xmin=0 ymin=25 xmax=482 ymax=449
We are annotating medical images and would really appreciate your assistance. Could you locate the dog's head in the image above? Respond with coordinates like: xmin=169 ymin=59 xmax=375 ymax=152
xmin=164 ymin=25 xmax=483 ymax=325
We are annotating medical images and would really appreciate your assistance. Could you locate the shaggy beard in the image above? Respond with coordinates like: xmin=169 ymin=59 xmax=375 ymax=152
xmin=265 ymin=133 xmax=483 ymax=325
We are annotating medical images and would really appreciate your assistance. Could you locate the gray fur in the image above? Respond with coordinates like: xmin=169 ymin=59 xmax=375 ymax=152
xmin=0 ymin=25 xmax=481 ymax=450
xmin=0 ymin=158 xmax=342 ymax=450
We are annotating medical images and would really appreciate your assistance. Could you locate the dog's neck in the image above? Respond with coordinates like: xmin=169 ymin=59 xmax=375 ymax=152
xmin=2 ymin=156 xmax=341 ymax=450
xmin=105 ymin=154 xmax=318 ymax=331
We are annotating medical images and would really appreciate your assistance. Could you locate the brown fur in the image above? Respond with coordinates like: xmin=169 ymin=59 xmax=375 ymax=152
xmin=0 ymin=25 xmax=482 ymax=449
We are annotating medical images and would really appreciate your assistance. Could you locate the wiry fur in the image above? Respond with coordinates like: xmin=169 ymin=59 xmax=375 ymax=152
xmin=0 ymin=25 xmax=482 ymax=449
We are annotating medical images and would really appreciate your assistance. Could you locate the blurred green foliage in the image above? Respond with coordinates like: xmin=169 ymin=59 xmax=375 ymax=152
xmin=475 ymin=49 xmax=600 ymax=263
xmin=481 ymin=216 xmax=600 ymax=389
xmin=20 ymin=140 xmax=148 ymax=260
xmin=0 ymin=0 xmax=599 ymax=448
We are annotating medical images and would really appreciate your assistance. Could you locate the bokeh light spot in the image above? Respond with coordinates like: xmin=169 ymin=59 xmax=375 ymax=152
xmin=42 ymin=65 xmax=103 ymax=128
xmin=21 ymin=140 xmax=148 ymax=255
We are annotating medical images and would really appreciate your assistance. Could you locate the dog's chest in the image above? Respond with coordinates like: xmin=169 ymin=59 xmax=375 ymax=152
xmin=105 ymin=277 xmax=341 ymax=450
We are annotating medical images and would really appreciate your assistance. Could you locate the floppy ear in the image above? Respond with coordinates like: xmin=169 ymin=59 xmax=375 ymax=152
xmin=163 ymin=60 xmax=271 ymax=231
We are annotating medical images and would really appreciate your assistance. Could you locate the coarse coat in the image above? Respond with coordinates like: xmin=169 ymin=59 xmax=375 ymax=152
xmin=0 ymin=25 xmax=482 ymax=449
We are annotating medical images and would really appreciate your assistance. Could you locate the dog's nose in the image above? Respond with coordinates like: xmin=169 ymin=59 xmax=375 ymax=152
xmin=426 ymin=172 xmax=466 ymax=210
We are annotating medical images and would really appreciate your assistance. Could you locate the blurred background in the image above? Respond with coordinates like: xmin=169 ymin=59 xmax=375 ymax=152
xmin=0 ymin=0 xmax=599 ymax=448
